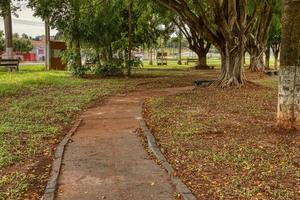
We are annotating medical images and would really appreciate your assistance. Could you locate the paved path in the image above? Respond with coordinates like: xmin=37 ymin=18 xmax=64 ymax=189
xmin=56 ymin=87 xmax=192 ymax=200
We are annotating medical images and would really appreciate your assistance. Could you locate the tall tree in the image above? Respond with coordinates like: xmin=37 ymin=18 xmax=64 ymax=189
xmin=277 ymin=0 xmax=300 ymax=129
xmin=177 ymin=31 xmax=182 ymax=65
xmin=29 ymin=0 xmax=85 ymax=69
xmin=156 ymin=0 xmax=267 ymax=87
xmin=246 ymin=0 xmax=275 ymax=71
xmin=127 ymin=0 xmax=133 ymax=76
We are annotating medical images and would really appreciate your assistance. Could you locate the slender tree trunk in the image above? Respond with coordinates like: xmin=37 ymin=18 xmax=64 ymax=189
xmin=45 ymin=18 xmax=51 ymax=70
xmin=75 ymin=40 xmax=82 ymax=68
xmin=96 ymin=49 xmax=101 ymax=66
xmin=149 ymin=48 xmax=153 ymax=65
xmin=274 ymin=51 xmax=279 ymax=70
xmin=127 ymin=1 xmax=133 ymax=76
xmin=277 ymin=0 xmax=300 ymax=129
xmin=272 ymin=45 xmax=280 ymax=70
xmin=4 ymin=4 xmax=13 ymax=58
xmin=108 ymin=44 xmax=113 ymax=61
xmin=265 ymin=47 xmax=270 ymax=70
xmin=178 ymin=32 xmax=182 ymax=65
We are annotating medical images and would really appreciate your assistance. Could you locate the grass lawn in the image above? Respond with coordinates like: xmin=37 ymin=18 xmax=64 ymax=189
xmin=0 ymin=65 xmax=207 ymax=199
xmin=0 ymin=64 xmax=282 ymax=199
xmin=143 ymin=76 xmax=300 ymax=200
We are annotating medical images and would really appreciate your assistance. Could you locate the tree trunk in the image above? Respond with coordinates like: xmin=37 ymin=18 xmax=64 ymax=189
xmin=194 ymin=49 xmax=209 ymax=69
xmin=3 ymin=4 xmax=13 ymax=59
xmin=96 ymin=49 xmax=101 ymax=66
xmin=272 ymin=44 xmax=280 ymax=70
xmin=108 ymin=44 xmax=113 ymax=61
xmin=214 ymin=41 xmax=245 ymax=87
xmin=149 ymin=48 xmax=153 ymax=65
xmin=127 ymin=1 xmax=133 ymax=76
xmin=249 ymin=49 xmax=265 ymax=71
xmin=265 ymin=47 xmax=270 ymax=70
xmin=274 ymin=50 xmax=279 ymax=70
xmin=177 ymin=32 xmax=182 ymax=65
xmin=45 ymin=18 xmax=51 ymax=70
xmin=277 ymin=0 xmax=300 ymax=129
xmin=75 ymin=40 xmax=82 ymax=68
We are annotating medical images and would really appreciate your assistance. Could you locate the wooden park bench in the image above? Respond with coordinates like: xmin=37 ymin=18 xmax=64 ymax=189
xmin=0 ymin=58 xmax=20 ymax=71
xmin=264 ymin=70 xmax=278 ymax=76
xmin=185 ymin=58 xmax=198 ymax=65
xmin=194 ymin=79 xmax=215 ymax=86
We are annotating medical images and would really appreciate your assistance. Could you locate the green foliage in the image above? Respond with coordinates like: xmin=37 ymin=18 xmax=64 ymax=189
xmin=268 ymin=0 xmax=281 ymax=46
xmin=94 ymin=59 xmax=124 ymax=77
xmin=61 ymin=49 xmax=89 ymax=77
xmin=0 ymin=31 xmax=4 ymax=51
xmin=12 ymin=33 xmax=33 ymax=52
xmin=0 ymin=32 xmax=33 ymax=52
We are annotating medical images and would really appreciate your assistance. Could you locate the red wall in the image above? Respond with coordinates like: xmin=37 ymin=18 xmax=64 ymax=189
xmin=1 ymin=51 xmax=37 ymax=62
xmin=15 ymin=52 xmax=37 ymax=62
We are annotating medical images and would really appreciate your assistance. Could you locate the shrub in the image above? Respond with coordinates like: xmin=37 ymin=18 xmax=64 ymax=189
xmin=93 ymin=59 xmax=124 ymax=76
xmin=61 ymin=49 xmax=89 ymax=77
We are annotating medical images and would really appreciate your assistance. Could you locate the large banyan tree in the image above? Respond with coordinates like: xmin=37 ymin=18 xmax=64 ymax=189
xmin=156 ymin=0 xmax=273 ymax=87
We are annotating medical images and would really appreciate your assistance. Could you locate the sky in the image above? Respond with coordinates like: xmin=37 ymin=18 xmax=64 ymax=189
xmin=0 ymin=1 xmax=57 ymax=37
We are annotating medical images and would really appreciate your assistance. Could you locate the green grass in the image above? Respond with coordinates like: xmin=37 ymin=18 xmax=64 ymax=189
xmin=142 ymin=56 xmax=278 ymax=70
xmin=0 ymin=65 xmax=79 ymax=96
xmin=0 ymin=66 xmax=132 ymax=199
xmin=0 ymin=64 xmax=209 ymax=199
xmin=0 ymin=62 xmax=280 ymax=199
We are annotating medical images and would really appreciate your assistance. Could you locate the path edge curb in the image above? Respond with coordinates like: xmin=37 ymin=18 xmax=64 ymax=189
xmin=139 ymin=119 xmax=197 ymax=200
xmin=42 ymin=119 xmax=82 ymax=200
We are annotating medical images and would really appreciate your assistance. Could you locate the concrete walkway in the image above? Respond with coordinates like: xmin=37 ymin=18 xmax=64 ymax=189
xmin=56 ymin=87 xmax=192 ymax=200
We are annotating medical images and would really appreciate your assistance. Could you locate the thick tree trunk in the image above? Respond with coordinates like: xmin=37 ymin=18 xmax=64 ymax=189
xmin=214 ymin=43 xmax=245 ymax=87
xmin=277 ymin=0 xmax=300 ymax=130
xmin=195 ymin=50 xmax=209 ymax=69
xmin=249 ymin=49 xmax=265 ymax=71
xmin=265 ymin=47 xmax=270 ymax=70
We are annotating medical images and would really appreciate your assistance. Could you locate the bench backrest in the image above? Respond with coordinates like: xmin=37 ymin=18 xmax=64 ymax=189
xmin=0 ymin=58 xmax=20 ymax=66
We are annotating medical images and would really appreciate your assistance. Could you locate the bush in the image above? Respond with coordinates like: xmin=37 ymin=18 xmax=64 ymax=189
xmin=61 ymin=49 xmax=89 ymax=77
xmin=93 ymin=59 xmax=124 ymax=76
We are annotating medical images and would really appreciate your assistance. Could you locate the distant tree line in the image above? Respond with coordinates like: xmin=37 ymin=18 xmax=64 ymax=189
xmin=0 ymin=31 xmax=33 ymax=52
